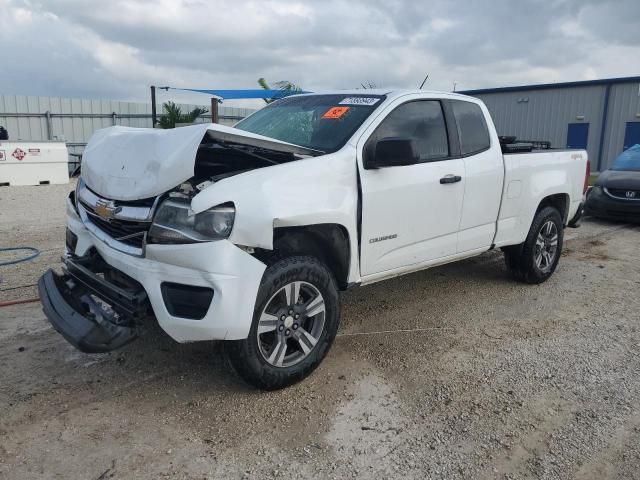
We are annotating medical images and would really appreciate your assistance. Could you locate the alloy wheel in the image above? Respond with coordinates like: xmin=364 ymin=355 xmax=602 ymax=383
xmin=256 ymin=281 xmax=326 ymax=368
xmin=534 ymin=220 xmax=558 ymax=273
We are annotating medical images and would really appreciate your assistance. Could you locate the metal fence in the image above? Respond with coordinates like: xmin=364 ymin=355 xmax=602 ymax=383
xmin=0 ymin=95 xmax=256 ymax=166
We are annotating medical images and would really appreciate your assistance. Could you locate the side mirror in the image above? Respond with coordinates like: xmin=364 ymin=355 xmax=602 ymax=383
xmin=364 ymin=137 xmax=418 ymax=169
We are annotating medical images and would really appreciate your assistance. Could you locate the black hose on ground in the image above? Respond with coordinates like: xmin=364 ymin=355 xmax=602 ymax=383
xmin=0 ymin=247 xmax=41 ymax=266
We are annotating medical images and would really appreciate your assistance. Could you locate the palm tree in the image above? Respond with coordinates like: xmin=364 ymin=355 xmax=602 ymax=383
xmin=258 ymin=78 xmax=303 ymax=104
xmin=158 ymin=101 xmax=208 ymax=129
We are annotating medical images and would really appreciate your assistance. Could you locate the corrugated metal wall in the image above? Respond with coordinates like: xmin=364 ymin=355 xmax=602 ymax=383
xmin=0 ymin=95 xmax=255 ymax=161
xmin=472 ymin=86 xmax=606 ymax=170
xmin=469 ymin=79 xmax=640 ymax=172
xmin=602 ymin=83 xmax=640 ymax=168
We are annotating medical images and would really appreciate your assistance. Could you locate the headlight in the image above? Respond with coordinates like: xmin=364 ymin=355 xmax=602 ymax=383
xmin=588 ymin=185 xmax=602 ymax=198
xmin=73 ymin=177 xmax=83 ymax=213
xmin=148 ymin=199 xmax=235 ymax=244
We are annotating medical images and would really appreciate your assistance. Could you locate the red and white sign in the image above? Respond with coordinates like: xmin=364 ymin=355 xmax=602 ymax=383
xmin=12 ymin=148 xmax=26 ymax=161
xmin=0 ymin=142 xmax=69 ymax=186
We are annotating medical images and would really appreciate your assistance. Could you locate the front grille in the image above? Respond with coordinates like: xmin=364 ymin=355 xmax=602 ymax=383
xmin=606 ymin=188 xmax=640 ymax=200
xmin=87 ymin=214 xmax=149 ymax=248
xmin=77 ymin=182 xmax=155 ymax=251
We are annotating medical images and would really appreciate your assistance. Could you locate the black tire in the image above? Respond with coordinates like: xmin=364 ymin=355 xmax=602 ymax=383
xmin=226 ymin=255 xmax=340 ymax=390
xmin=504 ymin=206 xmax=564 ymax=284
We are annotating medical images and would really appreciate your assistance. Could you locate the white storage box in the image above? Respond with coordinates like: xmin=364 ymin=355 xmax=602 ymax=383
xmin=0 ymin=141 xmax=69 ymax=186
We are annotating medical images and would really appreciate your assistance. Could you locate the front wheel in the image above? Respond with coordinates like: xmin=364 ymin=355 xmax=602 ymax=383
xmin=504 ymin=206 xmax=564 ymax=284
xmin=226 ymin=255 xmax=340 ymax=390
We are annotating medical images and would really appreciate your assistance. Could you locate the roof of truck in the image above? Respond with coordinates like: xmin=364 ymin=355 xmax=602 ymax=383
xmin=293 ymin=89 xmax=473 ymax=100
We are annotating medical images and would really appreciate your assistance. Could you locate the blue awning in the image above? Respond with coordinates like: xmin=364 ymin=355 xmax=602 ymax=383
xmin=170 ymin=88 xmax=309 ymax=100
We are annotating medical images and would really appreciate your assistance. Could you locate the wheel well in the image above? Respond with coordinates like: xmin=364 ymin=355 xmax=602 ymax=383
xmin=537 ymin=193 xmax=569 ymax=224
xmin=263 ymin=224 xmax=351 ymax=290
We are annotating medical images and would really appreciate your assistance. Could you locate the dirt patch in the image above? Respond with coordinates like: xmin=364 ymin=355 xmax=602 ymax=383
xmin=562 ymin=232 xmax=616 ymax=262
xmin=588 ymin=239 xmax=606 ymax=247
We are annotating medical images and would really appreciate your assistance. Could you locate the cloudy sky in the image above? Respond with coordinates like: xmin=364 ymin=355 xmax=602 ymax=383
xmin=1 ymin=0 xmax=639 ymax=106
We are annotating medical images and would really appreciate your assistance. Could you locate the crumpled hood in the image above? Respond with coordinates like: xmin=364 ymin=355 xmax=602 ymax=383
xmin=81 ymin=123 xmax=317 ymax=201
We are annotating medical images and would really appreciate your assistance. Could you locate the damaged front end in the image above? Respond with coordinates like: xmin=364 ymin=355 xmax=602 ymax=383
xmin=38 ymin=253 xmax=150 ymax=353
xmin=81 ymin=123 xmax=319 ymax=202
xmin=40 ymin=123 xmax=317 ymax=352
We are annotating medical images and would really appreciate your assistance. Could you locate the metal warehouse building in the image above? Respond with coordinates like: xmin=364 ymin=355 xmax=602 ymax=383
xmin=461 ymin=76 xmax=640 ymax=172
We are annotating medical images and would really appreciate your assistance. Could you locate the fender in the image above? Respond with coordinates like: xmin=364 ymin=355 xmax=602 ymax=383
xmin=190 ymin=148 xmax=362 ymax=283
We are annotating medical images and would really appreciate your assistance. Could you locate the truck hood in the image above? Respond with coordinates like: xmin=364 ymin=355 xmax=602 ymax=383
xmin=81 ymin=123 xmax=319 ymax=201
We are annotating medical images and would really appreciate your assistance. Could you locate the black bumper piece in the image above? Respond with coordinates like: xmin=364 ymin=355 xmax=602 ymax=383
xmin=38 ymin=256 xmax=148 ymax=353
xmin=584 ymin=188 xmax=640 ymax=222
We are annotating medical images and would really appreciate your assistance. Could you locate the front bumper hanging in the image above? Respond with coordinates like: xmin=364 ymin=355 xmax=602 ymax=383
xmin=38 ymin=254 xmax=149 ymax=353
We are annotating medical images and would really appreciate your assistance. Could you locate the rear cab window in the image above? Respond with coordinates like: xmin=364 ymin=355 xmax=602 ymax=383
xmin=451 ymin=100 xmax=491 ymax=156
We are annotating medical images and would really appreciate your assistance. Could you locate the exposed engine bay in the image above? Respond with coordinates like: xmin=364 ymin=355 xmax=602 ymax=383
xmin=158 ymin=139 xmax=308 ymax=203
xmin=193 ymin=140 xmax=302 ymax=185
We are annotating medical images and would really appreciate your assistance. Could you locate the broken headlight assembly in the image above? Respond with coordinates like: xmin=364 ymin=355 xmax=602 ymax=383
xmin=148 ymin=199 xmax=235 ymax=244
xmin=71 ymin=177 xmax=84 ymax=214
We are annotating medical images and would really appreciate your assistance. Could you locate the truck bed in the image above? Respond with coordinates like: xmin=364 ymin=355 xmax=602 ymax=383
xmin=493 ymin=149 xmax=587 ymax=248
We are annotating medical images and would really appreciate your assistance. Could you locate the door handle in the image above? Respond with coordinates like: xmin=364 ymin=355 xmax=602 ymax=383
xmin=440 ymin=174 xmax=462 ymax=184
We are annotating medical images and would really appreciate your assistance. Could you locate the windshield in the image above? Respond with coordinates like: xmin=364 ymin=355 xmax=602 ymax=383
xmin=611 ymin=144 xmax=640 ymax=172
xmin=234 ymin=94 xmax=386 ymax=153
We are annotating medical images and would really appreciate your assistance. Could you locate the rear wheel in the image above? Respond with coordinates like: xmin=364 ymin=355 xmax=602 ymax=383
xmin=504 ymin=206 xmax=564 ymax=284
xmin=226 ymin=255 xmax=340 ymax=390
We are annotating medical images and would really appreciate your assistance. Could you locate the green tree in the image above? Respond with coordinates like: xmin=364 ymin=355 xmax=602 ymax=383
xmin=258 ymin=78 xmax=303 ymax=104
xmin=158 ymin=101 xmax=208 ymax=129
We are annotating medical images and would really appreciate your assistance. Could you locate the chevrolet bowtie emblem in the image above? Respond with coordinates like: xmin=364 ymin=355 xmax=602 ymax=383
xmin=94 ymin=200 xmax=121 ymax=219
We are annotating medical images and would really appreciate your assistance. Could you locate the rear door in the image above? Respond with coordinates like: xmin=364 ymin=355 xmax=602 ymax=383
xmin=358 ymin=97 xmax=465 ymax=276
xmin=450 ymin=100 xmax=504 ymax=252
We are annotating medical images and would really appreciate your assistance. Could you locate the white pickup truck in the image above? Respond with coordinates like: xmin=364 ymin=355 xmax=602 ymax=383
xmin=39 ymin=90 xmax=589 ymax=389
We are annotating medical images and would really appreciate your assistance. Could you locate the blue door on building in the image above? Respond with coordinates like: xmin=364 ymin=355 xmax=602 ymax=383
xmin=566 ymin=123 xmax=589 ymax=149
xmin=623 ymin=122 xmax=640 ymax=150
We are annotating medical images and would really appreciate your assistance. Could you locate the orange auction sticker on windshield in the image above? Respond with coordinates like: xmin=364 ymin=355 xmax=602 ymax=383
xmin=322 ymin=106 xmax=350 ymax=119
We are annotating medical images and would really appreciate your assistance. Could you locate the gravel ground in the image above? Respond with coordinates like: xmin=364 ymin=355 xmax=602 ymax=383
xmin=1 ymin=183 xmax=640 ymax=479
xmin=0 ymin=181 xmax=74 ymax=303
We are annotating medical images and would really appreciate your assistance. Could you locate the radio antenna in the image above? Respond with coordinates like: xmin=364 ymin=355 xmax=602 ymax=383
xmin=419 ymin=74 xmax=429 ymax=89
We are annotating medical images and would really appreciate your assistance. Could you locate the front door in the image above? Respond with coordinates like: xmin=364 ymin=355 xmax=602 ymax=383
xmin=358 ymin=99 xmax=465 ymax=276
xmin=566 ymin=123 xmax=589 ymax=149
xmin=623 ymin=122 xmax=640 ymax=151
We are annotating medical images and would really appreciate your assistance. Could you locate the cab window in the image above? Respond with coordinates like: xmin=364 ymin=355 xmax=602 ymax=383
xmin=368 ymin=100 xmax=450 ymax=163
xmin=451 ymin=100 xmax=490 ymax=155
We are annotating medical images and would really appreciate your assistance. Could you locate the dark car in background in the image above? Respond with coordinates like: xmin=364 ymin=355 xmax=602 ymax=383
xmin=585 ymin=145 xmax=640 ymax=222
